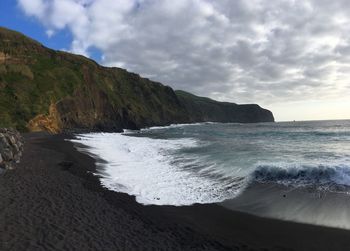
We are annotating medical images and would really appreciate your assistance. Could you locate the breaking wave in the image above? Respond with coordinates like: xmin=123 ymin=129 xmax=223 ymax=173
xmin=71 ymin=120 xmax=350 ymax=206
xmin=71 ymin=132 xmax=244 ymax=206
xmin=251 ymin=164 xmax=350 ymax=192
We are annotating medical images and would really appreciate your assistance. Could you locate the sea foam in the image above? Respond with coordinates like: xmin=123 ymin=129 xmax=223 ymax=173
xmin=71 ymin=132 xmax=242 ymax=205
xmin=71 ymin=120 xmax=350 ymax=206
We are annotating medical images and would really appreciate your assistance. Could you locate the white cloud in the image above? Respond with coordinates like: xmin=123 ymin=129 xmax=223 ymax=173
xmin=18 ymin=0 xmax=48 ymax=18
xmin=17 ymin=0 xmax=350 ymax=120
xmin=45 ymin=29 xmax=54 ymax=37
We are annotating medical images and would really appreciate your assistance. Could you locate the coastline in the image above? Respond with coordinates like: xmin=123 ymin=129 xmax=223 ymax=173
xmin=1 ymin=133 xmax=350 ymax=250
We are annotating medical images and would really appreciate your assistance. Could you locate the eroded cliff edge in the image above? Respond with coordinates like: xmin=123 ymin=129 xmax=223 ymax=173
xmin=0 ymin=27 xmax=274 ymax=133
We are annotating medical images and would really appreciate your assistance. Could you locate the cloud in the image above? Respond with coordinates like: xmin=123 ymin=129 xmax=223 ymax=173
xmin=17 ymin=0 xmax=350 ymax=109
xmin=18 ymin=0 xmax=48 ymax=18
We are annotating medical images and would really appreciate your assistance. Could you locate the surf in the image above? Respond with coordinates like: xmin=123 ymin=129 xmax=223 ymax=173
xmin=71 ymin=120 xmax=350 ymax=208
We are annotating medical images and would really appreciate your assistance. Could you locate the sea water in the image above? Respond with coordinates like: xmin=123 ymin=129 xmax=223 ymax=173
xmin=72 ymin=120 xmax=350 ymax=207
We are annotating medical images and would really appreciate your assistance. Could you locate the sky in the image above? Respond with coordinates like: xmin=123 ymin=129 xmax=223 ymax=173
xmin=1 ymin=0 xmax=350 ymax=121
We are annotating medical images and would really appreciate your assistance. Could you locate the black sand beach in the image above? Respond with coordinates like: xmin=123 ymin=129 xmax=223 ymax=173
xmin=1 ymin=133 xmax=350 ymax=251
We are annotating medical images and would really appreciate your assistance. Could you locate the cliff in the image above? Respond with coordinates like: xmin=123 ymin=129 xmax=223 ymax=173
xmin=175 ymin=91 xmax=274 ymax=123
xmin=0 ymin=27 xmax=274 ymax=133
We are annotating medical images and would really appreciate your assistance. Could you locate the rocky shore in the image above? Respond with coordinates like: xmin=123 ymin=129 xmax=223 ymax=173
xmin=0 ymin=128 xmax=24 ymax=169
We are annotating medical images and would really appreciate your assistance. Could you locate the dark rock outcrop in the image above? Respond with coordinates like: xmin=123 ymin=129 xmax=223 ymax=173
xmin=0 ymin=26 xmax=274 ymax=133
xmin=0 ymin=128 xmax=23 ymax=169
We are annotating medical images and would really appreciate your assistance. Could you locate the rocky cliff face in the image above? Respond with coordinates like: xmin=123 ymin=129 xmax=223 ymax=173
xmin=0 ymin=27 xmax=274 ymax=133
xmin=175 ymin=90 xmax=274 ymax=123
xmin=0 ymin=128 xmax=23 ymax=169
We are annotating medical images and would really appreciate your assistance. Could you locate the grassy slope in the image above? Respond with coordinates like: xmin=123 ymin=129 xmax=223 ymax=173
xmin=0 ymin=27 xmax=274 ymax=132
xmin=175 ymin=90 xmax=273 ymax=123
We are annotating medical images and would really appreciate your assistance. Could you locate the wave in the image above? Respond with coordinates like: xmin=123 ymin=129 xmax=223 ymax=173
xmin=141 ymin=122 xmax=218 ymax=131
xmin=71 ymin=130 xmax=350 ymax=206
xmin=251 ymin=164 xmax=350 ymax=192
xmin=71 ymin=132 xmax=243 ymax=206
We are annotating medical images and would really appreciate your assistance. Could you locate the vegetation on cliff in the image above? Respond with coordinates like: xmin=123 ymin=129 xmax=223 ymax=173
xmin=0 ymin=27 xmax=274 ymax=132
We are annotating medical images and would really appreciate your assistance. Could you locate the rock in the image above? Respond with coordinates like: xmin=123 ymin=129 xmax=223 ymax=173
xmin=2 ymin=148 xmax=13 ymax=161
xmin=0 ymin=135 xmax=7 ymax=151
xmin=0 ymin=128 xmax=24 ymax=170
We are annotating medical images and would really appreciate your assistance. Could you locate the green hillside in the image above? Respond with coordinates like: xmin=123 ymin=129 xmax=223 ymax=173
xmin=0 ymin=27 xmax=274 ymax=132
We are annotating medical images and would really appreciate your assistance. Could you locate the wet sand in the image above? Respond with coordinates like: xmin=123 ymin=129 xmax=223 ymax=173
xmin=1 ymin=133 xmax=350 ymax=250
xmin=221 ymin=182 xmax=350 ymax=229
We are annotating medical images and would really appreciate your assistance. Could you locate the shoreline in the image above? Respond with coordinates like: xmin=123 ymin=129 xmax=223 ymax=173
xmin=1 ymin=133 xmax=350 ymax=250
xmin=221 ymin=181 xmax=350 ymax=230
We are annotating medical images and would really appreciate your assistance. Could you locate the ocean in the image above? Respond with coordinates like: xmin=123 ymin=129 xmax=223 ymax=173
xmin=72 ymin=120 xmax=350 ymax=227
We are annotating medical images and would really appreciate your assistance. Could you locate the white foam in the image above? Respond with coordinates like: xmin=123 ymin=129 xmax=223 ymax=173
xmin=141 ymin=122 xmax=218 ymax=131
xmin=71 ymin=133 xmax=242 ymax=205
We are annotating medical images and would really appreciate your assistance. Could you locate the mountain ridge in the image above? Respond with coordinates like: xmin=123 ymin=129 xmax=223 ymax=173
xmin=0 ymin=26 xmax=274 ymax=133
